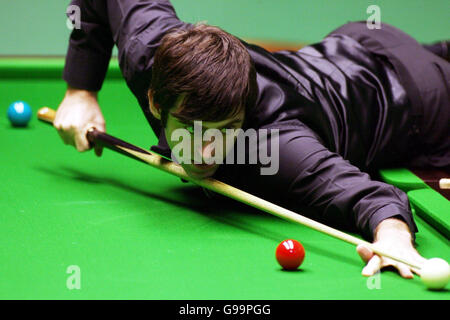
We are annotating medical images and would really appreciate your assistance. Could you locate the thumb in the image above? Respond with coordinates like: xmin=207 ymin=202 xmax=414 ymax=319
xmin=91 ymin=123 xmax=105 ymax=157
xmin=357 ymin=244 xmax=374 ymax=263
xmin=94 ymin=144 xmax=103 ymax=157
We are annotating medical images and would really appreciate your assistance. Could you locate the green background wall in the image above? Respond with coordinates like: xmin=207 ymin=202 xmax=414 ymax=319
xmin=0 ymin=0 xmax=449 ymax=55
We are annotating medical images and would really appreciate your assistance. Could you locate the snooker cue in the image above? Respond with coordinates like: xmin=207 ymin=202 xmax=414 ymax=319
xmin=38 ymin=106 xmax=423 ymax=272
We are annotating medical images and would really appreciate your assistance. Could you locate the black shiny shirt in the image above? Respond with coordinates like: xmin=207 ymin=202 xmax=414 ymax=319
xmin=63 ymin=0 xmax=419 ymax=240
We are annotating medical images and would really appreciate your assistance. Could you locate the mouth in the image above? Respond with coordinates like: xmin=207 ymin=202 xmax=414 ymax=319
xmin=193 ymin=163 xmax=216 ymax=170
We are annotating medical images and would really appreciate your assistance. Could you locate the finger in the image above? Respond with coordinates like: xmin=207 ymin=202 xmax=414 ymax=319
xmin=362 ymin=255 xmax=382 ymax=277
xmin=56 ymin=128 xmax=73 ymax=146
xmin=411 ymin=266 xmax=421 ymax=276
xmin=74 ymin=129 xmax=90 ymax=152
xmin=356 ymin=244 xmax=374 ymax=263
xmin=56 ymin=130 xmax=68 ymax=145
xmin=396 ymin=263 xmax=414 ymax=279
xmin=88 ymin=124 xmax=104 ymax=157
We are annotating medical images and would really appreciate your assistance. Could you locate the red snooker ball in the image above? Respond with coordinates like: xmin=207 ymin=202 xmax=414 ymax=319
xmin=276 ymin=239 xmax=305 ymax=270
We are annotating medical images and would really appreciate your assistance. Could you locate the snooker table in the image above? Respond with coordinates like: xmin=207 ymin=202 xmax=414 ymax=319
xmin=0 ymin=58 xmax=449 ymax=300
xmin=379 ymin=168 xmax=450 ymax=239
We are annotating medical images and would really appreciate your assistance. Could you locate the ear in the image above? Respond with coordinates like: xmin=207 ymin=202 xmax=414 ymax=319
xmin=148 ymin=90 xmax=161 ymax=120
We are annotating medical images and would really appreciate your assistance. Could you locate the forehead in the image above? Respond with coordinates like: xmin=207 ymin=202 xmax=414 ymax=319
xmin=168 ymin=93 xmax=245 ymax=126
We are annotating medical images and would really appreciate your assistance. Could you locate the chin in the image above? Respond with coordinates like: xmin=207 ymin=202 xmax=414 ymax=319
xmin=186 ymin=165 xmax=219 ymax=179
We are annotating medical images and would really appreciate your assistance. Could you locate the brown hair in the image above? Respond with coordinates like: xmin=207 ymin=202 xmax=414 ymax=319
xmin=149 ymin=24 xmax=257 ymax=126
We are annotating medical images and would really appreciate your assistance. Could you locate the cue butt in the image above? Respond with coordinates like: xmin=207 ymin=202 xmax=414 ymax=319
xmin=439 ymin=178 xmax=450 ymax=189
xmin=37 ymin=107 xmax=166 ymax=163
xmin=37 ymin=107 xmax=56 ymax=124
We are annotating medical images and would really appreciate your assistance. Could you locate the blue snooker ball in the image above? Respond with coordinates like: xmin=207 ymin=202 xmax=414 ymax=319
xmin=7 ymin=101 xmax=32 ymax=127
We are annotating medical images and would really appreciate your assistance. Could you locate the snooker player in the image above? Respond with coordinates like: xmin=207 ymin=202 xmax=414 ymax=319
xmin=54 ymin=0 xmax=450 ymax=279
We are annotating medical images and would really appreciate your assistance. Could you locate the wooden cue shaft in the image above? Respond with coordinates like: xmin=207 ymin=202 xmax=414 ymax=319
xmin=37 ymin=107 xmax=423 ymax=271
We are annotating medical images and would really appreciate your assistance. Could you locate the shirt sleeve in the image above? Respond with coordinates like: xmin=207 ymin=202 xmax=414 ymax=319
xmin=62 ymin=0 xmax=188 ymax=141
xmin=63 ymin=0 xmax=114 ymax=91
xmin=227 ymin=120 xmax=418 ymax=242
xmin=63 ymin=0 xmax=187 ymax=92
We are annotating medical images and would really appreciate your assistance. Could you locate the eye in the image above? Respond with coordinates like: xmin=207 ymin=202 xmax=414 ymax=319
xmin=221 ymin=124 xmax=240 ymax=134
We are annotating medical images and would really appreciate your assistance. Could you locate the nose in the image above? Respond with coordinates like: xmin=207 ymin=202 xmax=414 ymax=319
xmin=202 ymin=140 xmax=216 ymax=161
xmin=194 ymin=137 xmax=216 ymax=164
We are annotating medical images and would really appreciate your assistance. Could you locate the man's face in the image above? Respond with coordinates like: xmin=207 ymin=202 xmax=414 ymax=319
xmin=163 ymin=96 xmax=245 ymax=179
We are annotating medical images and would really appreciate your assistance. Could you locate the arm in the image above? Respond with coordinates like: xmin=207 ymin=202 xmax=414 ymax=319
xmin=63 ymin=0 xmax=186 ymax=91
xmin=250 ymin=121 xmax=418 ymax=241
xmin=63 ymin=0 xmax=114 ymax=92
xmin=57 ymin=0 xmax=187 ymax=154
xmin=232 ymin=120 xmax=422 ymax=277
xmin=56 ymin=0 xmax=113 ymax=155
